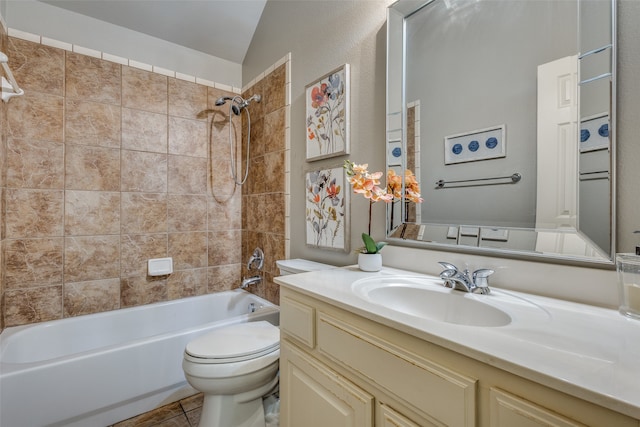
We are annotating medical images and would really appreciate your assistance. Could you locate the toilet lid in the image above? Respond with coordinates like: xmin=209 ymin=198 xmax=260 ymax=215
xmin=185 ymin=321 xmax=280 ymax=362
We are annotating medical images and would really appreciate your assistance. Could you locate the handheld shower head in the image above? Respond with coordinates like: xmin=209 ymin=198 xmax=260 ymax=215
xmin=215 ymin=96 xmax=234 ymax=106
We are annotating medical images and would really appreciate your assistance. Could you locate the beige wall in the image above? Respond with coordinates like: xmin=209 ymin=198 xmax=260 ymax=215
xmin=244 ymin=0 xmax=392 ymax=267
xmin=0 ymin=35 xmax=286 ymax=328
xmin=243 ymin=1 xmax=640 ymax=291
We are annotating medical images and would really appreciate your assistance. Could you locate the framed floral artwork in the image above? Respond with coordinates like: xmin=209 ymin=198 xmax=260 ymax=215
xmin=305 ymin=64 xmax=350 ymax=161
xmin=305 ymin=166 xmax=349 ymax=251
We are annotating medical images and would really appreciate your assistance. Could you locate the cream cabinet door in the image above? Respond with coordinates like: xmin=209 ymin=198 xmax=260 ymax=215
xmin=377 ymin=402 xmax=440 ymax=427
xmin=280 ymin=340 xmax=374 ymax=427
xmin=490 ymin=388 xmax=587 ymax=427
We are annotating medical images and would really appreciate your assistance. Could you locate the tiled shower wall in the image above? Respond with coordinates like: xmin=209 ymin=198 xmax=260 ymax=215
xmin=1 ymin=21 xmax=7 ymax=330
xmin=242 ymin=58 xmax=290 ymax=304
xmin=0 ymin=34 xmax=287 ymax=329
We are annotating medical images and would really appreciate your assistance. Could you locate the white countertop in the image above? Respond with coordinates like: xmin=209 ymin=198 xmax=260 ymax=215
xmin=275 ymin=265 xmax=640 ymax=420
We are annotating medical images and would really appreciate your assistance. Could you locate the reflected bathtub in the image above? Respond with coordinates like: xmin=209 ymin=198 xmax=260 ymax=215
xmin=0 ymin=289 xmax=279 ymax=427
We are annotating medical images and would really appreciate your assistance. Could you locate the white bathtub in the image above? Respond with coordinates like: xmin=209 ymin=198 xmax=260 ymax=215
xmin=0 ymin=289 xmax=279 ymax=427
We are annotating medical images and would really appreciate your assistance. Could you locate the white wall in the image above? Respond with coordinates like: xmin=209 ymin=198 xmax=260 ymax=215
xmin=3 ymin=0 xmax=241 ymax=87
xmin=243 ymin=0 xmax=640 ymax=307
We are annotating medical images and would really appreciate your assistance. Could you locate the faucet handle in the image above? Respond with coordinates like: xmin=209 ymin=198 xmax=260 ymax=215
xmin=438 ymin=261 xmax=458 ymax=272
xmin=472 ymin=269 xmax=494 ymax=294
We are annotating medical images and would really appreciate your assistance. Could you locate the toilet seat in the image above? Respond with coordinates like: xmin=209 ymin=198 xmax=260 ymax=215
xmin=185 ymin=321 xmax=280 ymax=364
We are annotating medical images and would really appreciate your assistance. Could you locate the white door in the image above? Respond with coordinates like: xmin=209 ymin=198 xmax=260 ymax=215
xmin=536 ymin=55 xmax=578 ymax=229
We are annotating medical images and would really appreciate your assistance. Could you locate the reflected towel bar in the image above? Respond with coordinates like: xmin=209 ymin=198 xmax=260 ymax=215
xmin=436 ymin=173 xmax=521 ymax=189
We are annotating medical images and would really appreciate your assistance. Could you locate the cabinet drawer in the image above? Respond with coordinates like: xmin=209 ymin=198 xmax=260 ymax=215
xmin=317 ymin=312 xmax=477 ymax=427
xmin=280 ymin=296 xmax=315 ymax=348
xmin=490 ymin=388 xmax=586 ymax=427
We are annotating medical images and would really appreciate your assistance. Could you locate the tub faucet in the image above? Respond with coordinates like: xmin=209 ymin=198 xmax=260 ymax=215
xmin=241 ymin=275 xmax=262 ymax=289
xmin=438 ymin=262 xmax=493 ymax=294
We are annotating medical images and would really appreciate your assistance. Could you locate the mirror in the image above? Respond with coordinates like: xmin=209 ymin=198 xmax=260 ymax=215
xmin=386 ymin=0 xmax=616 ymax=266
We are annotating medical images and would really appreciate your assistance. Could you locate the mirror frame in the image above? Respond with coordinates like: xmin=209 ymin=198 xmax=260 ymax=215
xmin=385 ymin=0 xmax=617 ymax=267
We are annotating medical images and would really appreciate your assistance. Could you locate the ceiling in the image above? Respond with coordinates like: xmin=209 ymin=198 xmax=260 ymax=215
xmin=40 ymin=0 xmax=268 ymax=64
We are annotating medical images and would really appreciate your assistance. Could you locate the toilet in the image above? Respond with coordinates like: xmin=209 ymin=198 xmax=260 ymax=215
xmin=275 ymin=258 xmax=336 ymax=276
xmin=182 ymin=321 xmax=280 ymax=427
xmin=182 ymin=259 xmax=334 ymax=427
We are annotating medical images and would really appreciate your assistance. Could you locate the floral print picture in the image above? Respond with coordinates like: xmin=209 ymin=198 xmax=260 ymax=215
xmin=305 ymin=64 xmax=350 ymax=161
xmin=305 ymin=166 xmax=348 ymax=251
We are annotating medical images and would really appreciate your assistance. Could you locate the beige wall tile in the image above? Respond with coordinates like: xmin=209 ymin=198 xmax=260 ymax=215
xmin=65 ymin=191 xmax=120 ymax=235
xmin=168 ymin=116 xmax=207 ymax=158
xmin=8 ymin=37 xmax=64 ymax=96
xmin=6 ymin=138 xmax=64 ymax=189
xmin=168 ymin=155 xmax=207 ymax=194
xmin=207 ymin=264 xmax=241 ymax=293
xmin=208 ymin=192 xmax=241 ymax=231
xmin=4 ymin=238 xmax=63 ymax=288
xmin=122 ymin=66 xmax=168 ymax=114
xmin=167 ymin=269 xmax=207 ymax=300
xmin=263 ymin=151 xmax=285 ymax=193
xmin=7 ymin=91 xmax=64 ymax=142
xmin=167 ymin=194 xmax=207 ymax=232
xmin=122 ymin=108 xmax=168 ymax=153
xmin=209 ymin=154 xmax=238 ymax=197
xmin=65 ymin=99 xmax=121 ymax=148
xmin=264 ymin=108 xmax=286 ymax=153
xmin=263 ymin=64 xmax=286 ymax=114
xmin=5 ymin=189 xmax=63 ymax=238
xmin=169 ymin=78 xmax=208 ymax=120
xmin=208 ymin=230 xmax=242 ymax=266
xmin=120 ymin=233 xmax=168 ymax=277
xmin=64 ymin=144 xmax=121 ymax=191
xmin=63 ymin=278 xmax=120 ymax=317
xmin=3 ymin=285 xmax=63 ymax=326
xmin=169 ymin=232 xmax=207 ymax=270
xmin=121 ymin=150 xmax=168 ymax=193
xmin=66 ymin=52 xmax=121 ymax=104
xmin=121 ymin=192 xmax=167 ymax=234
xmin=247 ymin=156 xmax=266 ymax=195
xmin=64 ymin=235 xmax=120 ymax=282
xmin=120 ymin=276 xmax=167 ymax=308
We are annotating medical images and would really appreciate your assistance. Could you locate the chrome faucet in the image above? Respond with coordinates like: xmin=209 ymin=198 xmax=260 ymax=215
xmin=241 ymin=247 xmax=264 ymax=289
xmin=241 ymin=275 xmax=262 ymax=289
xmin=438 ymin=262 xmax=493 ymax=294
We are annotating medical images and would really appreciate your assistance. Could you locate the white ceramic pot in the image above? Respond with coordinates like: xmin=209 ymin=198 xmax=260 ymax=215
xmin=358 ymin=253 xmax=382 ymax=272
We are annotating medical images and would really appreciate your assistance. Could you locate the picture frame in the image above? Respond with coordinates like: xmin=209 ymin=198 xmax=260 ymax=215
xmin=305 ymin=64 xmax=350 ymax=161
xmin=579 ymin=112 xmax=609 ymax=152
xmin=444 ymin=124 xmax=506 ymax=165
xmin=305 ymin=165 xmax=349 ymax=251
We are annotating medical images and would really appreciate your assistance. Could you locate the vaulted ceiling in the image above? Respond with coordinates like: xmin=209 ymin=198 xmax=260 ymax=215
xmin=41 ymin=0 xmax=268 ymax=63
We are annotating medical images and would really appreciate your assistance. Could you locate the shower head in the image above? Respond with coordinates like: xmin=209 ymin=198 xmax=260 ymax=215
xmin=215 ymin=96 xmax=241 ymax=115
xmin=215 ymin=96 xmax=234 ymax=106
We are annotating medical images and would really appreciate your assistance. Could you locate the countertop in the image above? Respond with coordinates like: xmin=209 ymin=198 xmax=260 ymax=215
xmin=275 ymin=265 xmax=640 ymax=420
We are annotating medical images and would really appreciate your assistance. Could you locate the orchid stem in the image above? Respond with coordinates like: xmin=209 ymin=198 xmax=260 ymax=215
xmin=368 ymin=200 xmax=372 ymax=236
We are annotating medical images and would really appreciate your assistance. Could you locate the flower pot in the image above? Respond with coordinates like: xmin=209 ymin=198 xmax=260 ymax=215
xmin=358 ymin=253 xmax=382 ymax=272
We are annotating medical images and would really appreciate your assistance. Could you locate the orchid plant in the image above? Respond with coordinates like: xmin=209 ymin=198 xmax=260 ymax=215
xmin=344 ymin=160 xmax=393 ymax=254
xmin=344 ymin=160 xmax=425 ymax=253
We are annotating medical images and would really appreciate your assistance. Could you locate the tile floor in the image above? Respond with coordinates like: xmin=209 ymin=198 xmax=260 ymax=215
xmin=109 ymin=393 xmax=203 ymax=427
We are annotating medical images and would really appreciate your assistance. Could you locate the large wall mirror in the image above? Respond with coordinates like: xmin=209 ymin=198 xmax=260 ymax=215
xmin=386 ymin=0 xmax=616 ymax=266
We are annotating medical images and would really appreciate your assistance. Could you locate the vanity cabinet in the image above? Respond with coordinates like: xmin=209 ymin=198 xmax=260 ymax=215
xmin=279 ymin=288 xmax=640 ymax=427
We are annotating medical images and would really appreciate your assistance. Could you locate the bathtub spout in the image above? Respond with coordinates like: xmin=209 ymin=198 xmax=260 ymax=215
xmin=241 ymin=275 xmax=262 ymax=289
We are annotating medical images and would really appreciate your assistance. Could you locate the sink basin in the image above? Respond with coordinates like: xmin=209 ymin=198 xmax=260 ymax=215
xmin=352 ymin=276 xmax=512 ymax=327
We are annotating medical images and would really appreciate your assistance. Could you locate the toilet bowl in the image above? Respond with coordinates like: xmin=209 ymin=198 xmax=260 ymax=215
xmin=182 ymin=321 xmax=280 ymax=427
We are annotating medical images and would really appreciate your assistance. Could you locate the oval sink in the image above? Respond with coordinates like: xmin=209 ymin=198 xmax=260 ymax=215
xmin=352 ymin=276 xmax=512 ymax=327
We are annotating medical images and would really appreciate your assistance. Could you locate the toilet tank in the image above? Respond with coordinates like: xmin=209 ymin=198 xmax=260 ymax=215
xmin=276 ymin=259 xmax=335 ymax=275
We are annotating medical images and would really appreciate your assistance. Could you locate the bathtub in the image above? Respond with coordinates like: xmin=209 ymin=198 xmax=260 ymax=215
xmin=0 ymin=289 xmax=279 ymax=427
